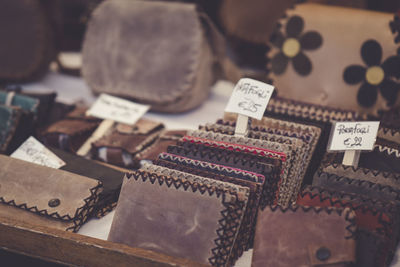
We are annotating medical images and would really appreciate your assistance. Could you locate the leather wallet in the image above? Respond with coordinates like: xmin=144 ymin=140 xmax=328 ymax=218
xmin=134 ymin=129 xmax=187 ymax=165
xmin=167 ymin=140 xmax=279 ymax=207
xmin=91 ymin=119 xmax=164 ymax=168
xmin=140 ymin=163 xmax=250 ymax=264
xmin=108 ymin=169 xmax=247 ymax=266
xmin=297 ymin=186 xmax=399 ymax=267
xmin=0 ymin=155 xmax=102 ymax=232
xmin=48 ymin=147 xmax=125 ymax=218
xmin=186 ymin=130 xmax=299 ymax=206
xmin=252 ymin=204 xmax=356 ymax=267
xmin=153 ymin=157 xmax=263 ymax=254
xmin=40 ymin=107 xmax=101 ymax=152
xmin=201 ymin=122 xmax=310 ymax=204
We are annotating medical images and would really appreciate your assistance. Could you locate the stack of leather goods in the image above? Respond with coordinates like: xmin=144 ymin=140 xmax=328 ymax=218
xmin=106 ymin=99 xmax=362 ymax=266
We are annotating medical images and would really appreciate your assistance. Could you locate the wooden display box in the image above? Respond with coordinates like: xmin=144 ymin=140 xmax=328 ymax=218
xmin=0 ymin=215 xmax=207 ymax=266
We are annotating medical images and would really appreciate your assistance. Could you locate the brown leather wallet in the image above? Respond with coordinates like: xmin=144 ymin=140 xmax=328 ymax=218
xmin=0 ymin=155 xmax=102 ymax=232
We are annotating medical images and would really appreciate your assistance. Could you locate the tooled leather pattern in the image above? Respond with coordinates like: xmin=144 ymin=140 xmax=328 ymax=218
xmin=167 ymin=144 xmax=278 ymax=206
xmin=126 ymin=170 xmax=245 ymax=267
xmin=266 ymin=97 xmax=360 ymax=122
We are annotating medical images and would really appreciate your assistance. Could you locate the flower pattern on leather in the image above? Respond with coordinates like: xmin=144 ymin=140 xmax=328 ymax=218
xmin=343 ymin=40 xmax=400 ymax=108
xmin=269 ymin=15 xmax=322 ymax=76
xmin=390 ymin=14 xmax=400 ymax=44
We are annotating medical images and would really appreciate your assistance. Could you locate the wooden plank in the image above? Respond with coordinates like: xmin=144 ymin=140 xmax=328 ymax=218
xmin=0 ymin=215 xmax=208 ymax=267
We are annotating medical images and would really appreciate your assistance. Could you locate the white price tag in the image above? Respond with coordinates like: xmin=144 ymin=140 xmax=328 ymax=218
xmin=87 ymin=94 xmax=150 ymax=125
xmin=225 ymin=78 xmax=274 ymax=120
xmin=328 ymin=121 xmax=380 ymax=151
xmin=11 ymin=137 xmax=66 ymax=169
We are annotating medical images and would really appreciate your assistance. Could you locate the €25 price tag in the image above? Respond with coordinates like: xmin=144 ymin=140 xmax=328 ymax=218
xmin=87 ymin=94 xmax=150 ymax=125
xmin=327 ymin=121 xmax=380 ymax=151
xmin=225 ymin=78 xmax=274 ymax=120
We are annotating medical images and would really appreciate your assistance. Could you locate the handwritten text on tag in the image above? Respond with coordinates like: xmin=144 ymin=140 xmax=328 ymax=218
xmin=225 ymin=78 xmax=274 ymax=120
xmin=87 ymin=94 xmax=150 ymax=125
xmin=328 ymin=121 xmax=380 ymax=151
xmin=11 ymin=137 xmax=66 ymax=169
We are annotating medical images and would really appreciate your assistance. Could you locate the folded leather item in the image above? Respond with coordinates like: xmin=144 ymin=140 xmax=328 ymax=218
xmin=154 ymin=156 xmax=264 ymax=253
xmin=186 ymin=130 xmax=299 ymax=206
xmin=324 ymin=138 xmax=400 ymax=175
xmin=48 ymin=147 xmax=125 ymax=218
xmin=168 ymin=140 xmax=280 ymax=207
xmin=297 ymin=186 xmax=399 ymax=267
xmin=267 ymin=3 xmax=400 ymax=116
xmin=0 ymin=155 xmax=102 ymax=232
xmin=108 ymin=169 xmax=247 ymax=266
xmin=312 ymin=171 xmax=400 ymax=204
xmin=91 ymin=119 xmax=164 ymax=168
xmin=252 ymin=205 xmax=356 ymax=267
xmin=201 ymin=122 xmax=310 ymax=204
xmin=1 ymin=85 xmax=57 ymax=128
xmin=82 ymin=0 xmax=241 ymax=113
xmin=320 ymin=163 xmax=400 ymax=191
xmin=140 ymin=163 xmax=250 ymax=264
xmin=0 ymin=0 xmax=55 ymax=82
xmin=40 ymin=107 xmax=101 ymax=152
xmin=0 ymin=105 xmax=21 ymax=153
xmin=134 ymin=130 xmax=187 ymax=165
xmin=216 ymin=117 xmax=323 ymax=185
xmin=0 ymin=91 xmax=40 ymax=153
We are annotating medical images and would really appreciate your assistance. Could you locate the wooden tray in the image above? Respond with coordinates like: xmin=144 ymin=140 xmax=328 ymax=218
xmin=0 ymin=215 xmax=207 ymax=266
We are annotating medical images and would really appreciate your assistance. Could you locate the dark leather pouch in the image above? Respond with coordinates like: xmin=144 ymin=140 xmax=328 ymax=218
xmin=40 ymin=107 xmax=101 ymax=152
xmin=108 ymin=169 xmax=247 ymax=266
xmin=252 ymin=204 xmax=356 ymax=267
xmin=134 ymin=129 xmax=187 ymax=165
xmin=0 ymin=155 xmax=102 ymax=232
xmin=0 ymin=105 xmax=21 ymax=153
xmin=48 ymin=147 xmax=125 ymax=218
xmin=91 ymin=119 xmax=164 ymax=168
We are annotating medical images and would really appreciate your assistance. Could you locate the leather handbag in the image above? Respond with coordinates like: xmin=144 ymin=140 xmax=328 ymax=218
xmin=82 ymin=0 xmax=241 ymax=113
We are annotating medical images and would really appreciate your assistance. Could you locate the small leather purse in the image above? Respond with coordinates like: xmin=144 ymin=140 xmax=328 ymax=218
xmin=252 ymin=205 xmax=356 ymax=267
xmin=0 ymin=155 xmax=102 ymax=232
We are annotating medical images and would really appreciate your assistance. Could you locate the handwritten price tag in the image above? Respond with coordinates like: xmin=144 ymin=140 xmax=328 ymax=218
xmin=328 ymin=121 xmax=380 ymax=151
xmin=87 ymin=94 xmax=150 ymax=125
xmin=225 ymin=78 xmax=274 ymax=120
xmin=11 ymin=137 xmax=66 ymax=169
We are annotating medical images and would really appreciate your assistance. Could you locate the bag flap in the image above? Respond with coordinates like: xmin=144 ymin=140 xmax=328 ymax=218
xmin=0 ymin=155 xmax=102 ymax=221
xmin=116 ymin=118 xmax=164 ymax=135
xmin=83 ymin=0 xmax=204 ymax=104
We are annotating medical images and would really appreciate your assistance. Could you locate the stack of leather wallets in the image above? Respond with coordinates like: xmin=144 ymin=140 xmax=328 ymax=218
xmin=107 ymin=97 xmax=370 ymax=266
xmin=291 ymin=125 xmax=400 ymax=266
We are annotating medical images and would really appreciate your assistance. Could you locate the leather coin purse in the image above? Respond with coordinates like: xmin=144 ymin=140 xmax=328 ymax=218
xmin=0 ymin=155 xmax=102 ymax=232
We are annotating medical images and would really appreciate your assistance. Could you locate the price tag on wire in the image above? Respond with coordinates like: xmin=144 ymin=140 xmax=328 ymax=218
xmin=225 ymin=78 xmax=274 ymax=137
xmin=327 ymin=121 xmax=380 ymax=167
